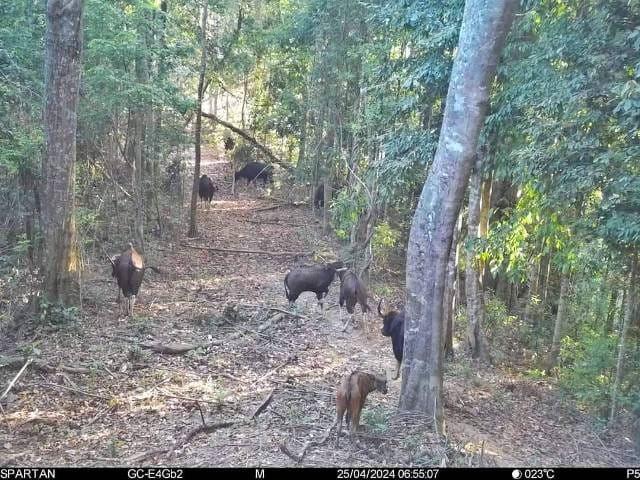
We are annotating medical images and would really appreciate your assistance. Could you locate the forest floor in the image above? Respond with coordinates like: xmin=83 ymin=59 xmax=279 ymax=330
xmin=1 ymin=147 xmax=638 ymax=468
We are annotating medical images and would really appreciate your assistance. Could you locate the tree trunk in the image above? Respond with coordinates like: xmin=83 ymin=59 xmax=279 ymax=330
xmin=544 ymin=272 xmax=570 ymax=370
xmin=443 ymin=213 xmax=461 ymax=361
xmin=465 ymin=155 xmax=491 ymax=363
xmin=241 ymin=73 xmax=248 ymax=129
xmin=41 ymin=0 xmax=84 ymax=305
xmin=523 ymin=260 xmax=540 ymax=326
xmin=604 ymin=289 xmax=619 ymax=335
xmin=400 ymin=0 xmax=516 ymax=430
xmin=609 ymin=257 xmax=637 ymax=425
xmin=187 ymin=3 xmax=207 ymax=238
xmin=323 ymin=174 xmax=332 ymax=234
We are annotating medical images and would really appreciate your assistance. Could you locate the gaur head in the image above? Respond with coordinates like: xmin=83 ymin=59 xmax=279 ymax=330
xmin=378 ymin=299 xmax=404 ymax=337
xmin=372 ymin=373 xmax=388 ymax=394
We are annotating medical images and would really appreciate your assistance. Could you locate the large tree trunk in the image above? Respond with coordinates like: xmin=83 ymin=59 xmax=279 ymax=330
xmin=609 ymin=256 xmax=637 ymax=425
xmin=544 ymin=272 xmax=570 ymax=370
xmin=400 ymin=0 xmax=516 ymax=431
xmin=41 ymin=0 xmax=84 ymax=304
xmin=465 ymin=155 xmax=491 ymax=363
xmin=187 ymin=3 xmax=207 ymax=238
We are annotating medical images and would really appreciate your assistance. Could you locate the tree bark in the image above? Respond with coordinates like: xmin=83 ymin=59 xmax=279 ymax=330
xmin=443 ymin=214 xmax=461 ymax=361
xmin=400 ymin=0 xmax=516 ymax=430
xmin=41 ymin=0 xmax=84 ymax=304
xmin=322 ymin=174 xmax=332 ymax=234
xmin=604 ymin=289 xmax=619 ymax=335
xmin=609 ymin=257 xmax=637 ymax=425
xmin=187 ymin=2 xmax=207 ymax=238
xmin=465 ymin=155 xmax=491 ymax=363
xmin=544 ymin=272 xmax=570 ymax=370
xmin=523 ymin=259 xmax=540 ymax=326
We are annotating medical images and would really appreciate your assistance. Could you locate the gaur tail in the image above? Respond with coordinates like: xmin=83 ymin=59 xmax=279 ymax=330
xmin=284 ymin=272 xmax=290 ymax=299
xmin=345 ymin=370 xmax=358 ymax=423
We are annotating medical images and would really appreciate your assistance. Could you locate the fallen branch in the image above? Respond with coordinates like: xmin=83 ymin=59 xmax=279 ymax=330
xmin=1 ymin=452 xmax=28 ymax=467
xmin=200 ymin=111 xmax=291 ymax=170
xmin=182 ymin=242 xmax=312 ymax=257
xmin=258 ymin=355 xmax=297 ymax=383
xmin=296 ymin=422 xmax=336 ymax=463
xmin=252 ymin=204 xmax=283 ymax=212
xmin=250 ymin=388 xmax=275 ymax=419
xmin=0 ymin=357 xmax=90 ymax=375
xmin=234 ymin=324 xmax=299 ymax=349
xmin=1 ymin=358 xmax=32 ymax=402
xmin=33 ymin=382 xmax=111 ymax=401
xmin=279 ymin=442 xmax=301 ymax=463
xmin=139 ymin=341 xmax=203 ymax=355
xmin=267 ymin=307 xmax=310 ymax=320
xmin=168 ymin=420 xmax=239 ymax=458
xmin=92 ymin=448 xmax=169 ymax=464
xmin=85 ymin=405 xmax=116 ymax=427
xmin=245 ymin=219 xmax=312 ymax=227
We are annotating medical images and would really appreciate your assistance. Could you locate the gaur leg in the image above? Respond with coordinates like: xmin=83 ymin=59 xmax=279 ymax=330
xmin=129 ymin=295 xmax=136 ymax=317
xmin=342 ymin=314 xmax=352 ymax=332
xmin=335 ymin=405 xmax=346 ymax=447
xmin=393 ymin=360 xmax=401 ymax=380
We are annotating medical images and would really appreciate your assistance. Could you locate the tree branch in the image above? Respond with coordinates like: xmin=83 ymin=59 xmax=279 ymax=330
xmin=200 ymin=111 xmax=292 ymax=170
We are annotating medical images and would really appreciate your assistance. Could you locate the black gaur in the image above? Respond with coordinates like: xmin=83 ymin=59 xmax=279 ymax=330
xmin=198 ymin=174 xmax=217 ymax=208
xmin=377 ymin=299 xmax=405 ymax=380
xmin=314 ymin=184 xmax=324 ymax=208
xmin=284 ymin=261 xmax=344 ymax=316
xmin=337 ymin=269 xmax=371 ymax=331
xmin=108 ymin=244 xmax=160 ymax=317
xmin=234 ymin=162 xmax=273 ymax=187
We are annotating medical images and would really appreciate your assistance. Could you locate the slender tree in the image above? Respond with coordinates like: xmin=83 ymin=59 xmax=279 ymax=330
xmin=465 ymin=154 xmax=491 ymax=363
xmin=544 ymin=270 xmax=571 ymax=370
xmin=187 ymin=1 xmax=208 ymax=238
xmin=610 ymin=256 xmax=637 ymax=425
xmin=41 ymin=0 xmax=84 ymax=304
xmin=400 ymin=0 xmax=517 ymax=432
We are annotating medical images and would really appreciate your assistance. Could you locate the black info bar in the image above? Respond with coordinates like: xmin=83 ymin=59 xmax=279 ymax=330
xmin=2 ymin=468 xmax=640 ymax=480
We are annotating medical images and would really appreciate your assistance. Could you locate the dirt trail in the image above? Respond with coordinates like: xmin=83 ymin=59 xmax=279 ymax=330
xmin=1 ymin=148 xmax=637 ymax=467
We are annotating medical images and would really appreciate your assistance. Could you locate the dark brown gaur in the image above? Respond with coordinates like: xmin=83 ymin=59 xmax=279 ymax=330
xmin=283 ymin=261 xmax=345 ymax=317
xmin=314 ymin=184 xmax=324 ymax=208
xmin=198 ymin=174 xmax=217 ymax=209
xmin=378 ymin=299 xmax=405 ymax=380
xmin=107 ymin=243 xmax=160 ymax=317
xmin=335 ymin=371 xmax=387 ymax=446
xmin=337 ymin=269 xmax=371 ymax=332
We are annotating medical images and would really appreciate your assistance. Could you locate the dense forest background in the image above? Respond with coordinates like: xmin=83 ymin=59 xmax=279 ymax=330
xmin=1 ymin=0 xmax=640 ymax=465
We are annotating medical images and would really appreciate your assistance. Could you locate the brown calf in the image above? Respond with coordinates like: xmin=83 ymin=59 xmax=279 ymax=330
xmin=335 ymin=371 xmax=387 ymax=445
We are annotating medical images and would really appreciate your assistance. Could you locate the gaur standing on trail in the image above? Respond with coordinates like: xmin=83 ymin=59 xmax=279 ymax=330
xmin=378 ymin=299 xmax=405 ymax=380
xmin=284 ymin=261 xmax=345 ymax=317
xmin=108 ymin=243 xmax=160 ymax=317
xmin=234 ymin=161 xmax=273 ymax=187
xmin=337 ymin=269 xmax=371 ymax=332
xmin=314 ymin=184 xmax=324 ymax=208
xmin=198 ymin=174 xmax=217 ymax=209
xmin=335 ymin=370 xmax=387 ymax=446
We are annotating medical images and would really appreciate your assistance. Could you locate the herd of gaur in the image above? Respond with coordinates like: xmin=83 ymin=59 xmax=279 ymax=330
xmin=108 ymin=161 xmax=406 ymax=445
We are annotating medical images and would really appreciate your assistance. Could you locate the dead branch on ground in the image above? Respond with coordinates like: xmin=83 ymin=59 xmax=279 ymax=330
xmin=250 ymin=388 xmax=275 ymax=420
xmin=1 ymin=357 xmax=90 ymax=375
xmin=139 ymin=341 xmax=203 ymax=355
xmin=182 ymin=242 xmax=312 ymax=257
xmin=1 ymin=359 xmax=32 ymax=402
